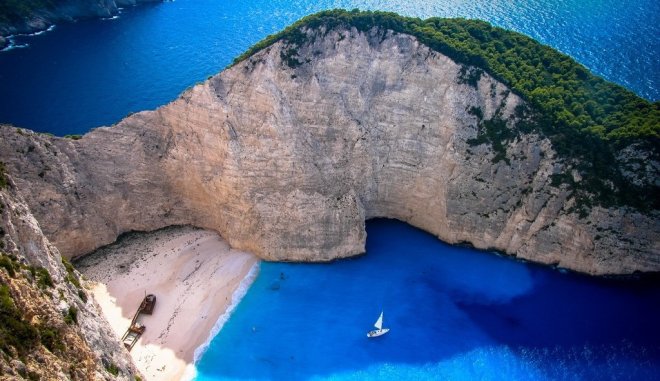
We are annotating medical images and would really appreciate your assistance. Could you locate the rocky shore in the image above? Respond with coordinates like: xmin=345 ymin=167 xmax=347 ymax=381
xmin=0 ymin=10 xmax=657 ymax=380
xmin=0 ymin=0 xmax=161 ymax=50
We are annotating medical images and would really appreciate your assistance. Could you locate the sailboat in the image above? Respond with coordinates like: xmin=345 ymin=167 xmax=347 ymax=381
xmin=367 ymin=311 xmax=390 ymax=338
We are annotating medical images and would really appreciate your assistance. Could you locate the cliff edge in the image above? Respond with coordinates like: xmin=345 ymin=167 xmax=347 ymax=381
xmin=0 ymin=11 xmax=658 ymax=275
xmin=0 ymin=0 xmax=161 ymax=49
xmin=0 ymin=170 xmax=140 ymax=379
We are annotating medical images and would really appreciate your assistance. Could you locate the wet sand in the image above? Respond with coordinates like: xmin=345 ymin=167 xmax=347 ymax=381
xmin=75 ymin=226 xmax=258 ymax=381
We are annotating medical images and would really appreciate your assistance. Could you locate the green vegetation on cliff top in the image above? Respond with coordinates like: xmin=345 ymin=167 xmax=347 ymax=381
xmin=235 ymin=9 xmax=658 ymax=141
xmin=234 ymin=9 xmax=659 ymax=211
xmin=0 ymin=0 xmax=58 ymax=25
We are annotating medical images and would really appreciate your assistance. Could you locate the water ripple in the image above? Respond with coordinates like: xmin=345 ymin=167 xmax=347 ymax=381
xmin=0 ymin=0 xmax=657 ymax=135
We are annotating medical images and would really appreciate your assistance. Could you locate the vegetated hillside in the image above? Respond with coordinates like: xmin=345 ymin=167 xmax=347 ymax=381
xmin=235 ymin=9 xmax=659 ymax=213
xmin=0 ymin=10 xmax=657 ymax=275
xmin=0 ymin=167 xmax=140 ymax=379
xmin=0 ymin=0 xmax=159 ymax=39
xmin=0 ymin=0 xmax=58 ymax=24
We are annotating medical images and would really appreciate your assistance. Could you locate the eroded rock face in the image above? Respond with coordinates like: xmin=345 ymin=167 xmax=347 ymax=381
xmin=0 ymin=27 xmax=658 ymax=275
xmin=0 ymin=177 xmax=140 ymax=380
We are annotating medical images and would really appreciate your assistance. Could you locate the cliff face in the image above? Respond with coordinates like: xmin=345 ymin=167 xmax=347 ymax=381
xmin=0 ymin=176 xmax=140 ymax=379
xmin=0 ymin=0 xmax=160 ymax=46
xmin=0 ymin=26 xmax=658 ymax=275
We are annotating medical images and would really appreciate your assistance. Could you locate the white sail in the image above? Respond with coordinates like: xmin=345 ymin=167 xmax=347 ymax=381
xmin=374 ymin=311 xmax=383 ymax=330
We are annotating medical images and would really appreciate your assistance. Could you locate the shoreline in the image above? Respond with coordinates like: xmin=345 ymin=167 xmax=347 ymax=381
xmin=0 ymin=25 xmax=56 ymax=52
xmin=183 ymin=261 xmax=260 ymax=380
xmin=75 ymin=226 xmax=259 ymax=381
xmin=0 ymin=1 xmax=161 ymax=52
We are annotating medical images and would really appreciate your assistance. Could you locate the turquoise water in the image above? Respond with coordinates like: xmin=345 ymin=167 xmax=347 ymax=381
xmin=0 ymin=0 xmax=658 ymax=135
xmin=195 ymin=220 xmax=660 ymax=380
xmin=1 ymin=1 xmax=658 ymax=379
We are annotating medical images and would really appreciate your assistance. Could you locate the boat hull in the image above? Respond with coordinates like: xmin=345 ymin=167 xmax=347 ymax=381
xmin=367 ymin=328 xmax=390 ymax=338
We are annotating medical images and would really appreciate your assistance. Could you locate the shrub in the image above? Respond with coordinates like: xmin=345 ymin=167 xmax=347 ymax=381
xmin=39 ymin=325 xmax=64 ymax=353
xmin=458 ymin=65 xmax=483 ymax=88
xmin=231 ymin=9 xmax=659 ymax=211
xmin=61 ymin=257 xmax=81 ymax=289
xmin=280 ymin=47 xmax=302 ymax=68
xmin=64 ymin=306 xmax=78 ymax=325
xmin=0 ymin=255 xmax=16 ymax=277
xmin=35 ymin=267 xmax=53 ymax=289
xmin=0 ymin=284 xmax=40 ymax=356
xmin=106 ymin=362 xmax=120 ymax=376
xmin=0 ymin=161 xmax=8 ymax=189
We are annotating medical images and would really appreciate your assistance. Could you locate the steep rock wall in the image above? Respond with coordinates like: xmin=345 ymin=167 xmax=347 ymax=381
xmin=0 ymin=27 xmax=657 ymax=275
xmin=0 ymin=174 xmax=140 ymax=380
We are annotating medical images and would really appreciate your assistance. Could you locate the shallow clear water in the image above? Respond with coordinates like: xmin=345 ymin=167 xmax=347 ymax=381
xmin=195 ymin=220 xmax=660 ymax=380
xmin=0 ymin=0 xmax=658 ymax=135
xmin=1 ymin=2 xmax=658 ymax=379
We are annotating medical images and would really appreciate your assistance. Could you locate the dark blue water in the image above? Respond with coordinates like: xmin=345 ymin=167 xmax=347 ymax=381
xmin=1 ymin=2 xmax=658 ymax=379
xmin=195 ymin=220 xmax=660 ymax=380
xmin=0 ymin=0 xmax=658 ymax=135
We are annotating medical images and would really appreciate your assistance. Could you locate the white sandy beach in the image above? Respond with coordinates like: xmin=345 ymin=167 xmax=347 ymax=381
xmin=75 ymin=226 xmax=258 ymax=381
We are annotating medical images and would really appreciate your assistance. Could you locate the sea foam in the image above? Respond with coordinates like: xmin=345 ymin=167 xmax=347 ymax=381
xmin=0 ymin=38 xmax=28 ymax=52
xmin=1 ymin=25 xmax=57 ymax=53
xmin=182 ymin=261 xmax=261 ymax=381
xmin=20 ymin=25 xmax=56 ymax=37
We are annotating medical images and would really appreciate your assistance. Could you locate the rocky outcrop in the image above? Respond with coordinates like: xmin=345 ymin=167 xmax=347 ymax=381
xmin=0 ymin=0 xmax=161 ymax=43
xmin=0 ymin=26 xmax=658 ymax=275
xmin=0 ymin=175 xmax=140 ymax=379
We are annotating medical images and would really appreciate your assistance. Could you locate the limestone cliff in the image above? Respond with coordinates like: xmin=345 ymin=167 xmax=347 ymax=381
xmin=0 ymin=25 xmax=658 ymax=275
xmin=0 ymin=0 xmax=161 ymax=48
xmin=0 ymin=173 xmax=140 ymax=379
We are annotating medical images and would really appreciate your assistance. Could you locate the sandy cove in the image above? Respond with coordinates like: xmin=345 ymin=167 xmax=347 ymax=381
xmin=75 ymin=226 xmax=259 ymax=381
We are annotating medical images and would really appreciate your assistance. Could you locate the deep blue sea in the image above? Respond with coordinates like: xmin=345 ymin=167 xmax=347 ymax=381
xmin=196 ymin=220 xmax=660 ymax=381
xmin=1 ymin=1 xmax=658 ymax=380
xmin=0 ymin=0 xmax=658 ymax=135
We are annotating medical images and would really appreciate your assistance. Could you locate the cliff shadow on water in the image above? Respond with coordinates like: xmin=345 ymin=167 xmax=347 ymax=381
xmin=195 ymin=219 xmax=660 ymax=380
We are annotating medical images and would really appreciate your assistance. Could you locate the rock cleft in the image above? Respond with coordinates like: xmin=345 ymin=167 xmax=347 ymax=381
xmin=0 ymin=25 xmax=658 ymax=275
